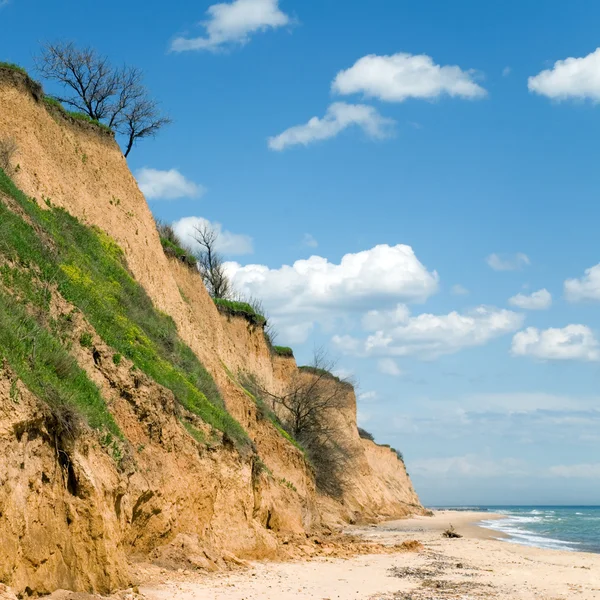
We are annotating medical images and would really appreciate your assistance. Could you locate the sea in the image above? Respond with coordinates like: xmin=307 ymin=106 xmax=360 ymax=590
xmin=439 ymin=506 xmax=600 ymax=554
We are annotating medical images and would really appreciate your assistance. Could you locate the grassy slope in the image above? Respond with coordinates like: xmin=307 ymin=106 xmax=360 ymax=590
xmin=0 ymin=168 xmax=251 ymax=450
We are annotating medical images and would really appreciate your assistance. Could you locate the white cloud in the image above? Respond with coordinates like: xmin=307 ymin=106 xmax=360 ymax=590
xmin=362 ymin=304 xmax=410 ymax=331
xmin=378 ymin=358 xmax=403 ymax=377
xmin=358 ymin=391 xmax=378 ymax=403
xmin=226 ymin=244 xmax=439 ymax=343
xmin=528 ymin=48 xmax=600 ymax=101
xmin=337 ymin=304 xmax=523 ymax=360
xmin=486 ymin=252 xmax=530 ymax=271
xmin=451 ymin=284 xmax=469 ymax=296
xmin=172 ymin=216 xmax=254 ymax=256
xmin=332 ymin=53 xmax=487 ymax=102
xmin=508 ymin=289 xmax=552 ymax=310
xmin=512 ymin=325 xmax=600 ymax=362
xmin=412 ymin=454 xmax=528 ymax=478
xmin=171 ymin=0 xmax=291 ymax=52
xmin=565 ymin=264 xmax=600 ymax=302
xmin=549 ymin=463 xmax=600 ymax=478
xmin=502 ymin=66 xmax=512 ymax=77
xmin=302 ymin=233 xmax=318 ymax=248
xmin=268 ymin=102 xmax=395 ymax=151
xmin=136 ymin=168 xmax=205 ymax=201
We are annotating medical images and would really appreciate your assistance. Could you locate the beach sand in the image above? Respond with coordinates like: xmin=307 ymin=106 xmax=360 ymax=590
xmin=139 ymin=511 xmax=600 ymax=599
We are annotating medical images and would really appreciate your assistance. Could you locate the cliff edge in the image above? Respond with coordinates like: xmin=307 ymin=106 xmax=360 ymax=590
xmin=0 ymin=66 xmax=424 ymax=596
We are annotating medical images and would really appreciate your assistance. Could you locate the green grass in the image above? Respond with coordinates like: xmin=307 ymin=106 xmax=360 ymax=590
xmin=67 ymin=111 xmax=112 ymax=133
xmin=160 ymin=237 xmax=197 ymax=267
xmin=0 ymin=285 xmax=121 ymax=438
xmin=0 ymin=62 xmax=27 ymax=75
xmin=214 ymin=298 xmax=267 ymax=326
xmin=0 ymin=168 xmax=251 ymax=451
xmin=273 ymin=346 xmax=294 ymax=358
xmin=43 ymin=95 xmax=63 ymax=110
xmin=42 ymin=95 xmax=112 ymax=133
xmin=181 ymin=420 xmax=206 ymax=444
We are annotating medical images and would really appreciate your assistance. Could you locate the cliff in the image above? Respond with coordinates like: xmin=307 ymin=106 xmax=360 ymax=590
xmin=0 ymin=65 xmax=423 ymax=596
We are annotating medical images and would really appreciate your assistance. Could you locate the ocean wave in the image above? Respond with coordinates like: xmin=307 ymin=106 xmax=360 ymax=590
xmin=479 ymin=517 xmax=581 ymax=552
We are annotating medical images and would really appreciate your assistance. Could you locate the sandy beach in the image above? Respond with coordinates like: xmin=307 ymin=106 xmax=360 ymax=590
xmin=139 ymin=511 xmax=600 ymax=600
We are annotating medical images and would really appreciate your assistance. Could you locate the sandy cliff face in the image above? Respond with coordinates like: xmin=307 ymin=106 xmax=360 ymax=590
xmin=0 ymin=68 xmax=423 ymax=595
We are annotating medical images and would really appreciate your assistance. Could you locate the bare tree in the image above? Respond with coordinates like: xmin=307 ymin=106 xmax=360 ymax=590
xmin=35 ymin=41 xmax=171 ymax=157
xmin=193 ymin=222 xmax=231 ymax=299
xmin=247 ymin=349 xmax=357 ymax=497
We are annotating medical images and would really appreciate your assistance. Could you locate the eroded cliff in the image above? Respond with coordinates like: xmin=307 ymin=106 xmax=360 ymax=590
xmin=0 ymin=66 xmax=423 ymax=596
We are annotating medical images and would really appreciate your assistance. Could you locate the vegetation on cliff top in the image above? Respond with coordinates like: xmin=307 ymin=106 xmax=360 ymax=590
xmin=273 ymin=346 xmax=294 ymax=358
xmin=0 ymin=167 xmax=251 ymax=451
xmin=0 ymin=61 xmax=27 ymax=75
xmin=156 ymin=221 xmax=197 ymax=268
xmin=214 ymin=298 xmax=267 ymax=326
xmin=42 ymin=95 xmax=112 ymax=132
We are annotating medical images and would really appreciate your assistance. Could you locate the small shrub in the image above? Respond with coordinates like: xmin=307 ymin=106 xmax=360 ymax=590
xmin=79 ymin=332 xmax=93 ymax=348
xmin=391 ymin=447 xmax=404 ymax=462
xmin=156 ymin=221 xmax=181 ymax=246
xmin=112 ymin=353 xmax=122 ymax=366
xmin=0 ymin=137 xmax=18 ymax=172
xmin=160 ymin=237 xmax=197 ymax=267
xmin=45 ymin=348 xmax=76 ymax=379
xmin=357 ymin=427 xmax=375 ymax=442
xmin=443 ymin=525 xmax=462 ymax=539
xmin=273 ymin=346 xmax=294 ymax=358
xmin=44 ymin=388 xmax=84 ymax=446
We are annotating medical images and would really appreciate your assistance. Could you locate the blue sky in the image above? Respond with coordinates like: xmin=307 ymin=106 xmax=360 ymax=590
xmin=3 ymin=0 xmax=600 ymax=505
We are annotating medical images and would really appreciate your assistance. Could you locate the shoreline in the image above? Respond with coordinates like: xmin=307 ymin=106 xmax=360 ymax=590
xmin=138 ymin=510 xmax=600 ymax=599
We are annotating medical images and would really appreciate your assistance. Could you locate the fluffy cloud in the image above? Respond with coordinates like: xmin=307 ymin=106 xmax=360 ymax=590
xmin=171 ymin=0 xmax=291 ymax=52
xmin=268 ymin=102 xmax=395 ymax=151
xmin=225 ymin=244 xmax=439 ymax=343
xmin=549 ymin=463 xmax=600 ymax=478
xmin=377 ymin=358 xmax=403 ymax=377
xmin=486 ymin=252 xmax=530 ymax=271
xmin=508 ymin=289 xmax=552 ymax=310
xmin=511 ymin=325 xmax=600 ymax=362
xmin=565 ymin=264 xmax=600 ymax=302
xmin=172 ymin=216 xmax=253 ymax=256
xmin=337 ymin=304 xmax=523 ymax=360
xmin=528 ymin=48 xmax=600 ymax=101
xmin=136 ymin=168 xmax=205 ymax=201
xmin=332 ymin=53 xmax=487 ymax=102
